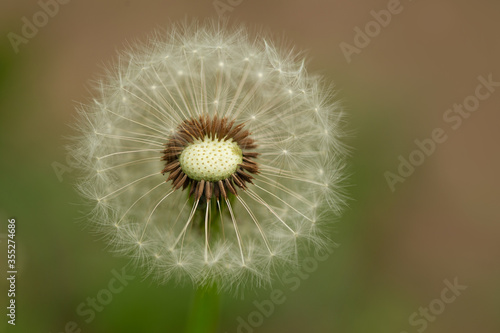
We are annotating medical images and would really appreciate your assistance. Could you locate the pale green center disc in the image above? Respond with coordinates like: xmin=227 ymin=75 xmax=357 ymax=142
xmin=179 ymin=136 xmax=243 ymax=182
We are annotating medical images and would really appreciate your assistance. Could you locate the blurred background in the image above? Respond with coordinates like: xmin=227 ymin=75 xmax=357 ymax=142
xmin=1 ymin=0 xmax=499 ymax=332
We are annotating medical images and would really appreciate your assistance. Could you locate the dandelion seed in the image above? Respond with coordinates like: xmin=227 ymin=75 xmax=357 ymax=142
xmin=70 ymin=21 xmax=347 ymax=290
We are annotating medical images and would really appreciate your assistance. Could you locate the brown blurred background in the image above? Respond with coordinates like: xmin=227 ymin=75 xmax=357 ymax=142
xmin=0 ymin=0 xmax=499 ymax=332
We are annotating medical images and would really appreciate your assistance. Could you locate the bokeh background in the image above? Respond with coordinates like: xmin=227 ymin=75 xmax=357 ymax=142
xmin=1 ymin=0 xmax=499 ymax=332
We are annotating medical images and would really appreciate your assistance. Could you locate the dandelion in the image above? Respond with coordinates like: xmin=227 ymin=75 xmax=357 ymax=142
xmin=70 ymin=21 xmax=347 ymax=291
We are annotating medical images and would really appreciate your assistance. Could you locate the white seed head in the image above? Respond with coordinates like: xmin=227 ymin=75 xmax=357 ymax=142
xmin=69 ymin=20 xmax=348 ymax=291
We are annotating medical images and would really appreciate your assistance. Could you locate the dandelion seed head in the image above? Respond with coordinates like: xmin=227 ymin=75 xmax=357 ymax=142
xmin=69 ymin=20 xmax=347 ymax=291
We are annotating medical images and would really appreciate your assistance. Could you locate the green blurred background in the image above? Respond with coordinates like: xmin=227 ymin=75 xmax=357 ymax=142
xmin=1 ymin=0 xmax=499 ymax=332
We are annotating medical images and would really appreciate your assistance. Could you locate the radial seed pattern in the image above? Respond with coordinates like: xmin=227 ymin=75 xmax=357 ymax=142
xmin=71 ymin=21 xmax=347 ymax=290
xmin=161 ymin=114 xmax=259 ymax=202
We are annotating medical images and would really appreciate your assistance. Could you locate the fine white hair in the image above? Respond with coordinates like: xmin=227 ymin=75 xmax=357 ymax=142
xmin=70 ymin=20 xmax=348 ymax=291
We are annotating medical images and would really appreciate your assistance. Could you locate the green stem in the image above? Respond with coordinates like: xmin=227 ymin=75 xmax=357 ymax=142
xmin=185 ymin=284 xmax=220 ymax=333
xmin=184 ymin=187 xmax=227 ymax=333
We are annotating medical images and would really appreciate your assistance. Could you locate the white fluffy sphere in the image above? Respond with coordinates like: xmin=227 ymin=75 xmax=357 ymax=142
xmin=70 ymin=21 xmax=347 ymax=290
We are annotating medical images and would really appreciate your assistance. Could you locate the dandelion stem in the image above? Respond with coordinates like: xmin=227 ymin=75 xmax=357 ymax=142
xmin=185 ymin=284 xmax=220 ymax=333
